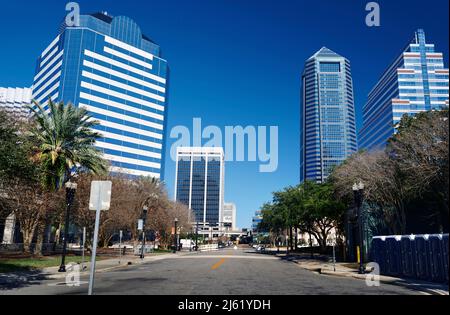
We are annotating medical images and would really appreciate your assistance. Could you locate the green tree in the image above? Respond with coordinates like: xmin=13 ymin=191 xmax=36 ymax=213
xmin=28 ymin=100 xmax=108 ymax=190
xmin=259 ymin=182 xmax=345 ymax=253
xmin=0 ymin=110 xmax=37 ymax=183
xmin=0 ymin=110 xmax=64 ymax=254
xmin=301 ymin=181 xmax=346 ymax=251
xmin=258 ymin=203 xmax=285 ymax=247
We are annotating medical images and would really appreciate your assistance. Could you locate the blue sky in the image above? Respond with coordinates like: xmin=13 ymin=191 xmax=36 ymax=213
xmin=0 ymin=0 xmax=448 ymax=228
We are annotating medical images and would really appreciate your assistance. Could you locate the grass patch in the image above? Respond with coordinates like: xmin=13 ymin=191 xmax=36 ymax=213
xmin=152 ymin=249 xmax=172 ymax=254
xmin=0 ymin=256 xmax=100 ymax=274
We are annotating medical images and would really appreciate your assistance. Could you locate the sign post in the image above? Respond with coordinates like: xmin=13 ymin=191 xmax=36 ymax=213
xmin=333 ymin=243 xmax=336 ymax=272
xmin=137 ymin=220 xmax=144 ymax=258
xmin=81 ymin=227 xmax=86 ymax=271
xmin=119 ymin=230 xmax=123 ymax=264
xmin=88 ymin=181 xmax=112 ymax=296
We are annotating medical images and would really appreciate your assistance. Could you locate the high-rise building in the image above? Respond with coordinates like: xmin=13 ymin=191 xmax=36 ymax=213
xmin=252 ymin=211 xmax=263 ymax=233
xmin=174 ymin=147 xmax=225 ymax=238
xmin=0 ymin=87 xmax=32 ymax=118
xmin=300 ymin=47 xmax=358 ymax=183
xmin=31 ymin=12 xmax=168 ymax=179
xmin=223 ymin=203 xmax=237 ymax=231
xmin=360 ymin=29 xmax=449 ymax=150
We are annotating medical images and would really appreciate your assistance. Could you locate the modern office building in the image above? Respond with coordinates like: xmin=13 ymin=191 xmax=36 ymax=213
xmin=223 ymin=203 xmax=237 ymax=231
xmin=300 ymin=47 xmax=358 ymax=183
xmin=360 ymin=29 xmax=449 ymax=150
xmin=0 ymin=87 xmax=32 ymax=118
xmin=31 ymin=12 xmax=168 ymax=179
xmin=252 ymin=211 xmax=263 ymax=233
xmin=175 ymin=147 xmax=225 ymax=238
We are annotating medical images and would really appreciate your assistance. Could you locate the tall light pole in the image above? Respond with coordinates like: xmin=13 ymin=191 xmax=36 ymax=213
xmin=195 ymin=222 xmax=199 ymax=251
xmin=140 ymin=193 xmax=159 ymax=259
xmin=353 ymin=181 xmax=365 ymax=275
xmin=140 ymin=206 xmax=149 ymax=260
xmin=58 ymin=181 xmax=78 ymax=273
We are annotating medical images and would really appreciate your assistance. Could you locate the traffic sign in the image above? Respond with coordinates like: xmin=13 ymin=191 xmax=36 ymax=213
xmin=89 ymin=181 xmax=112 ymax=211
xmin=88 ymin=181 xmax=112 ymax=296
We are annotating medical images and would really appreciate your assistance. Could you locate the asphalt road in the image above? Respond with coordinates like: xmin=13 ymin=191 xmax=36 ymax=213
xmin=1 ymin=248 xmax=421 ymax=295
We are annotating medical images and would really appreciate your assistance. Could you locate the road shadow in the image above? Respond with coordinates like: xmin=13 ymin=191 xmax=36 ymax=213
xmin=0 ymin=268 xmax=51 ymax=291
xmin=247 ymin=249 xmax=330 ymax=261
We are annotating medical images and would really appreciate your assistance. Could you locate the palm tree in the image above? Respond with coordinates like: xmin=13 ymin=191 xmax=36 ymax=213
xmin=28 ymin=99 xmax=108 ymax=190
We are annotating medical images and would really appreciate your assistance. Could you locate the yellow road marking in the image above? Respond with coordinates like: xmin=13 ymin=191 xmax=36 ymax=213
xmin=211 ymin=258 xmax=227 ymax=270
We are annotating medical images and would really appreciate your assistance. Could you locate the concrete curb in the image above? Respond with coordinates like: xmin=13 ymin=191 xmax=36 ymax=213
xmin=291 ymin=260 xmax=449 ymax=296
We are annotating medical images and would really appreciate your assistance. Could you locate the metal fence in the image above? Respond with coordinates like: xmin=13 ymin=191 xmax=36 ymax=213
xmin=371 ymin=234 xmax=449 ymax=283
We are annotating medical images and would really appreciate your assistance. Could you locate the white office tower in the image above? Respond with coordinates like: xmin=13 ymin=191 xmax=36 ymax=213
xmin=0 ymin=87 xmax=32 ymax=118
xmin=223 ymin=203 xmax=237 ymax=232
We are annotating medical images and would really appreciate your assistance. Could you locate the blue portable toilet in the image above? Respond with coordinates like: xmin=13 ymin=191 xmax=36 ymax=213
xmin=429 ymin=234 xmax=446 ymax=283
xmin=386 ymin=236 xmax=403 ymax=277
xmin=442 ymin=234 xmax=449 ymax=284
xmin=401 ymin=235 xmax=417 ymax=279
xmin=371 ymin=236 xmax=387 ymax=274
xmin=415 ymin=235 xmax=432 ymax=281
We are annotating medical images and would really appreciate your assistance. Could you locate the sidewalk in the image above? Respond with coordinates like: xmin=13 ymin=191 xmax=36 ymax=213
xmin=281 ymin=253 xmax=449 ymax=296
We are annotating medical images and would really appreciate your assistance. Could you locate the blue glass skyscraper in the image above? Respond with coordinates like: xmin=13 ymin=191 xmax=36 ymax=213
xmin=31 ymin=12 xmax=168 ymax=179
xmin=300 ymin=48 xmax=358 ymax=183
xmin=360 ymin=29 xmax=449 ymax=150
xmin=174 ymin=147 xmax=225 ymax=238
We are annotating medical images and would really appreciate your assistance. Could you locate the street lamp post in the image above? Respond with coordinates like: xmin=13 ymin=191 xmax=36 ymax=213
xmin=195 ymin=222 xmax=199 ymax=252
xmin=58 ymin=181 xmax=78 ymax=273
xmin=139 ymin=193 xmax=159 ymax=259
xmin=173 ymin=218 xmax=179 ymax=253
xmin=140 ymin=206 xmax=149 ymax=260
xmin=353 ymin=181 xmax=366 ymax=275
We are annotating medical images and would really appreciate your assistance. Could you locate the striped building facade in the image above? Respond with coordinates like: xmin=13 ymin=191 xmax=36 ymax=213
xmin=0 ymin=87 xmax=32 ymax=118
xmin=360 ymin=29 xmax=449 ymax=150
xmin=174 ymin=147 xmax=225 ymax=237
xmin=300 ymin=47 xmax=358 ymax=183
xmin=31 ymin=12 xmax=168 ymax=179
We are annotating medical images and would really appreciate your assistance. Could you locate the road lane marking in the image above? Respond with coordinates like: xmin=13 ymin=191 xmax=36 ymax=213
xmin=211 ymin=258 xmax=227 ymax=270
xmin=176 ymin=255 xmax=278 ymax=260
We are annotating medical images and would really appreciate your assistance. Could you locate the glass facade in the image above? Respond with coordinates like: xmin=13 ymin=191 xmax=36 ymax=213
xmin=31 ymin=13 xmax=168 ymax=180
xmin=360 ymin=29 xmax=449 ymax=150
xmin=252 ymin=211 xmax=263 ymax=232
xmin=0 ymin=87 xmax=32 ymax=119
xmin=175 ymin=148 xmax=225 ymax=226
xmin=300 ymin=47 xmax=358 ymax=183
